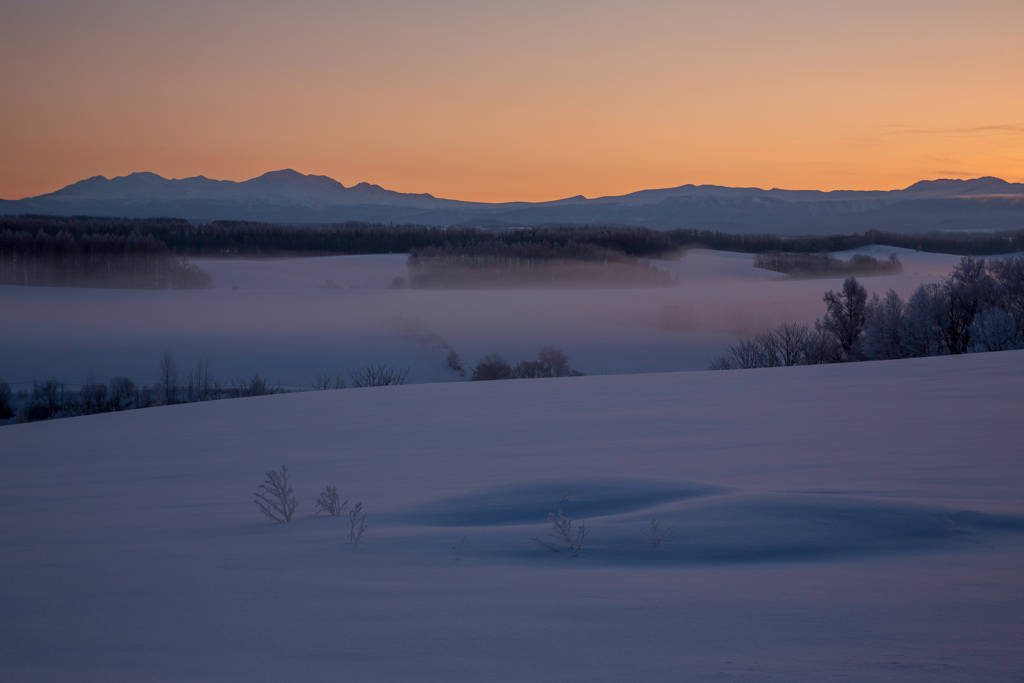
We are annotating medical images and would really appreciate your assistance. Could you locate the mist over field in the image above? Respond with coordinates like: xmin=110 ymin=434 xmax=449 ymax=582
xmin=0 ymin=248 xmax=963 ymax=390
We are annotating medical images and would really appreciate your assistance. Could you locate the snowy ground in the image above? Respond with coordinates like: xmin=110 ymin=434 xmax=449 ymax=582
xmin=0 ymin=249 xmax=964 ymax=392
xmin=1 ymin=350 xmax=1022 ymax=681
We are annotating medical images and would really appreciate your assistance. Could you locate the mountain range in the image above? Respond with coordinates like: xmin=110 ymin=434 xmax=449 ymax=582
xmin=3 ymin=169 xmax=1024 ymax=233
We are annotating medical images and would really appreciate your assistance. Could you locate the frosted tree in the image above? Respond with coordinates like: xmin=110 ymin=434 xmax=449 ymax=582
xmin=255 ymin=465 xmax=298 ymax=522
xmin=902 ymin=283 xmax=949 ymax=357
xmin=863 ymin=289 xmax=908 ymax=360
xmin=315 ymin=486 xmax=347 ymax=516
xmin=820 ymin=277 xmax=867 ymax=359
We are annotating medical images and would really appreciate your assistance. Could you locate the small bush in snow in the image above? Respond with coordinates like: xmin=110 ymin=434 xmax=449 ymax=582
xmin=641 ymin=519 xmax=672 ymax=546
xmin=471 ymin=354 xmax=514 ymax=381
xmin=349 ymin=364 xmax=409 ymax=387
xmin=348 ymin=502 xmax=368 ymax=548
xmin=312 ymin=373 xmax=346 ymax=390
xmin=548 ymin=509 xmax=589 ymax=557
xmin=254 ymin=465 xmax=298 ymax=522
xmin=315 ymin=486 xmax=347 ymax=516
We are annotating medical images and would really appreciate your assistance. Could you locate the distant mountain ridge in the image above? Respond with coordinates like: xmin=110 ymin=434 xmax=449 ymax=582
xmin=3 ymin=169 xmax=1023 ymax=234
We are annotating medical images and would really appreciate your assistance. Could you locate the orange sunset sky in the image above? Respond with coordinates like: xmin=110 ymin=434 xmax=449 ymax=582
xmin=2 ymin=0 xmax=1022 ymax=203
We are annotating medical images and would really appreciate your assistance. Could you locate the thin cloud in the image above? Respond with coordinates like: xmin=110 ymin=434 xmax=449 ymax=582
xmin=871 ymin=124 xmax=1024 ymax=138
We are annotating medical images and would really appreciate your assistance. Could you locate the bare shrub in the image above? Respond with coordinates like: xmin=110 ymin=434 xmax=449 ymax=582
xmin=453 ymin=536 xmax=465 ymax=560
xmin=471 ymin=354 xmax=514 ymax=381
xmin=227 ymin=373 xmax=281 ymax=397
xmin=561 ymin=488 xmax=577 ymax=502
xmin=29 ymin=380 xmax=66 ymax=420
xmin=547 ymin=509 xmax=589 ymax=557
xmin=254 ymin=465 xmax=298 ymax=522
xmin=512 ymin=346 xmax=585 ymax=378
xmin=349 ymin=364 xmax=409 ymax=388
xmin=530 ymin=537 xmax=559 ymax=552
xmin=641 ymin=519 xmax=673 ymax=546
xmin=348 ymin=502 xmax=368 ymax=547
xmin=108 ymin=376 xmax=136 ymax=410
xmin=312 ymin=373 xmax=346 ymax=390
xmin=315 ymin=486 xmax=347 ymax=516
xmin=446 ymin=351 xmax=465 ymax=376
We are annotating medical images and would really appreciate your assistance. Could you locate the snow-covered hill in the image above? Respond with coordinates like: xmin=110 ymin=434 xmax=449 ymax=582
xmin=1 ymin=351 xmax=1022 ymax=681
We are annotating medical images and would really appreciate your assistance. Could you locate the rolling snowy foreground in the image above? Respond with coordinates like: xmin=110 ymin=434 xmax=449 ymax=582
xmin=1 ymin=350 xmax=1023 ymax=681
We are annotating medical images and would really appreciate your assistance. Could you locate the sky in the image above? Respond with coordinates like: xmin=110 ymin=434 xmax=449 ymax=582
xmin=1 ymin=0 xmax=1023 ymax=202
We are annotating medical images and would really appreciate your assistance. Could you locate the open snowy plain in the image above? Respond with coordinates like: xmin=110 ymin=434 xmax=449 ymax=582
xmin=0 ymin=247 xmax=970 ymax=391
xmin=1 ymin=349 xmax=1023 ymax=681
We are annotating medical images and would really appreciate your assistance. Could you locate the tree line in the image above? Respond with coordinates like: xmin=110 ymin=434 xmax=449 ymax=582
xmin=0 ymin=224 xmax=211 ymax=288
xmin=710 ymin=255 xmax=1024 ymax=369
xmin=753 ymin=252 xmax=903 ymax=277
xmin=4 ymin=215 xmax=1023 ymax=262
xmin=405 ymin=242 xmax=675 ymax=288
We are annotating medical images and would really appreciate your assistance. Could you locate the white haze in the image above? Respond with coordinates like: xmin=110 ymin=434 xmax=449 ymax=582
xmin=0 ymin=248 xmax=968 ymax=390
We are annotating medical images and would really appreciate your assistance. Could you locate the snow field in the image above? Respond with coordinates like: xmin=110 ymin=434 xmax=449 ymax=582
xmin=1 ymin=350 xmax=1023 ymax=681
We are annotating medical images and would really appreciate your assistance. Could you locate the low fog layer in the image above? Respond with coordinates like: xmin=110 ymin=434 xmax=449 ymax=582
xmin=0 ymin=248 xmax=966 ymax=390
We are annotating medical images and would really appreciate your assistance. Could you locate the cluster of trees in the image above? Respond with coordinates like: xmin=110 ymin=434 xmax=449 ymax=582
xmin=753 ymin=252 xmax=902 ymax=277
xmin=0 ymin=224 xmax=211 ymax=288
xmin=470 ymin=346 xmax=585 ymax=381
xmin=406 ymin=242 xmax=675 ymax=288
xmin=710 ymin=255 xmax=1024 ymax=369
xmin=6 ymin=216 xmax=1022 ymax=264
xmin=679 ymin=228 xmax=1024 ymax=257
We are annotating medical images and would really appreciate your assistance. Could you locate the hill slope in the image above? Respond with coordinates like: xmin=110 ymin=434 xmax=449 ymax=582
xmin=1 ymin=351 xmax=1022 ymax=681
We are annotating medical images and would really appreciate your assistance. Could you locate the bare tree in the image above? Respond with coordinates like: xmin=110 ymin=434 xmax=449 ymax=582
xmin=228 ymin=373 xmax=280 ymax=397
xmin=0 ymin=382 xmax=13 ymax=421
xmin=766 ymin=322 xmax=811 ymax=366
xmin=863 ymin=289 xmax=908 ymax=360
xmin=641 ymin=519 xmax=673 ymax=546
xmin=348 ymin=364 xmax=409 ymax=388
xmin=79 ymin=370 xmax=109 ymax=414
xmin=185 ymin=356 xmax=218 ymax=402
xmin=348 ymin=502 xmax=368 ymax=547
xmin=547 ymin=509 xmax=589 ymax=557
xmin=902 ymin=283 xmax=949 ymax=357
xmin=158 ymin=351 xmax=180 ymax=405
xmin=312 ymin=373 xmax=346 ymax=390
xmin=945 ymin=257 xmax=998 ymax=354
xmin=254 ymin=465 xmax=298 ymax=522
xmin=108 ymin=376 xmax=136 ymax=410
xmin=32 ymin=380 xmax=65 ymax=419
xmin=820 ymin=277 xmax=868 ymax=359
xmin=315 ymin=486 xmax=347 ymax=516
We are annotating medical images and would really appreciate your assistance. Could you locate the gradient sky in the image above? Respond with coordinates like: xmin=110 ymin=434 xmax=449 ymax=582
xmin=2 ymin=0 xmax=1023 ymax=202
